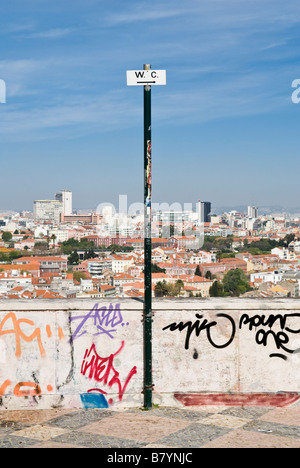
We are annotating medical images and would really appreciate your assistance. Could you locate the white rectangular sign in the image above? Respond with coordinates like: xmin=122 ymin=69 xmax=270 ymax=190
xmin=127 ymin=70 xmax=166 ymax=86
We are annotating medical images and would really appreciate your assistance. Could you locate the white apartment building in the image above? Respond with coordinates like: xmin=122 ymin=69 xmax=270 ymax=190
xmin=34 ymin=190 xmax=72 ymax=223
xmin=34 ymin=200 xmax=63 ymax=224
xmin=48 ymin=228 xmax=69 ymax=243
xmin=190 ymin=251 xmax=217 ymax=264
xmin=250 ymin=270 xmax=283 ymax=284
xmin=110 ymin=254 xmax=134 ymax=273
xmin=289 ymin=241 xmax=300 ymax=253
xmin=0 ymin=273 xmax=32 ymax=294
xmin=86 ymin=259 xmax=113 ymax=276
xmin=271 ymin=247 xmax=296 ymax=261
xmin=80 ymin=279 xmax=94 ymax=291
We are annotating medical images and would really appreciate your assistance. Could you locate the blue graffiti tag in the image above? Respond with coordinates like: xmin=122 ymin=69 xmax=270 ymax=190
xmin=80 ymin=392 xmax=109 ymax=409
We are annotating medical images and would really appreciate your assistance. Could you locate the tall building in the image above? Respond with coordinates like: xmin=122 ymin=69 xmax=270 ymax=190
xmin=247 ymin=206 xmax=258 ymax=218
xmin=34 ymin=190 xmax=72 ymax=223
xmin=34 ymin=200 xmax=63 ymax=224
xmin=55 ymin=190 xmax=72 ymax=216
xmin=196 ymin=200 xmax=211 ymax=223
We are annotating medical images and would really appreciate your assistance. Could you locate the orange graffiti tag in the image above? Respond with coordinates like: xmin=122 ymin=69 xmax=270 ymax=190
xmin=0 ymin=380 xmax=52 ymax=397
xmin=0 ymin=379 xmax=11 ymax=396
xmin=0 ymin=312 xmax=46 ymax=358
xmin=14 ymin=382 xmax=42 ymax=397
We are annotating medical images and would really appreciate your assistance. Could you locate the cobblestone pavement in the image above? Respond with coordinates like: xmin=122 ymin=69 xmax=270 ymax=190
xmin=0 ymin=405 xmax=299 ymax=448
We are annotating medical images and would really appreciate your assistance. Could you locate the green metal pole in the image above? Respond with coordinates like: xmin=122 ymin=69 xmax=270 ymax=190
xmin=143 ymin=64 xmax=153 ymax=409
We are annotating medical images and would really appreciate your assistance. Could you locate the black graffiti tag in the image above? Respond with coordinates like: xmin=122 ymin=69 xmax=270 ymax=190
xmin=162 ymin=312 xmax=300 ymax=361
xmin=239 ymin=313 xmax=300 ymax=360
xmin=162 ymin=313 xmax=236 ymax=351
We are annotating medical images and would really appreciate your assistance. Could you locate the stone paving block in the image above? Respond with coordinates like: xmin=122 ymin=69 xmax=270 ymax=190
xmin=0 ymin=420 xmax=29 ymax=435
xmin=199 ymin=413 xmax=250 ymax=429
xmin=259 ymin=407 xmax=300 ymax=426
xmin=79 ymin=412 xmax=191 ymax=443
xmin=0 ymin=435 xmax=39 ymax=448
xmin=129 ymin=407 xmax=212 ymax=421
xmin=220 ymin=406 xmax=273 ymax=420
xmin=243 ymin=419 xmax=300 ymax=439
xmin=156 ymin=423 xmax=230 ymax=448
xmin=51 ymin=430 xmax=147 ymax=448
xmin=30 ymin=441 xmax=86 ymax=448
xmin=47 ymin=409 xmax=115 ymax=430
xmin=11 ymin=424 xmax=69 ymax=441
xmin=0 ymin=409 xmax=75 ymax=425
xmin=202 ymin=428 xmax=300 ymax=448
xmin=187 ymin=405 xmax=228 ymax=414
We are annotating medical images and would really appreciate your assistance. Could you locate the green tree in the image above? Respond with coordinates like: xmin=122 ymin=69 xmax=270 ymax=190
xmin=2 ymin=232 xmax=12 ymax=242
xmin=8 ymin=250 xmax=22 ymax=261
xmin=174 ymin=279 xmax=184 ymax=296
xmin=151 ymin=263 xmax=166 ymax=273
xmin=216 ymin=251 xmax=222 ymax=263
xmin=83 ymin=249 xmax=96 ymax=260
xmin=209 ymin=281 xmax=225 ymax=297
xmin=155 ymin=279 xmax=184 ymax=297
xmin=155 ymin=280 xmax=182 ymax=297
xmin=155 ymin=280 xmax=169 ymax=297
xmin=283 ymin=233 xmax=295 ymax=246
xmin=73 ymin=271 xmax=87 ymax=282
xmin=61 ymin=238 xmax=95 ymax=255
xmin=50 ymin=234 xmax=57 ymax=248
xmin=61 ymin=238 xmax=80 ymax=255
xmin=195 ymin=265 xmax=201 ymax=276
xmin=109 ymin=244 xmax=122 ymax=253
xmin=222 ymin=268 xmax=250 ymax=296
xmin=68 ymin=250 xmax=79 ymax=265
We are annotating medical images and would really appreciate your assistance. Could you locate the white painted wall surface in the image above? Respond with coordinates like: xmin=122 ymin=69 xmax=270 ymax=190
xmin=0 ymin=298 xmax=299 ymax=410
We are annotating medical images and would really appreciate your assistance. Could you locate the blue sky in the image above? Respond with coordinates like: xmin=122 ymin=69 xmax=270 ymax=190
xmin=0 ymin=0 xmax=300 ymax=212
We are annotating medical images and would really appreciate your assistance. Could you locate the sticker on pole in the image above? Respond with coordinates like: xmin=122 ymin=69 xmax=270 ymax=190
xmin=127 ymin=70 xmax=166 ymax=86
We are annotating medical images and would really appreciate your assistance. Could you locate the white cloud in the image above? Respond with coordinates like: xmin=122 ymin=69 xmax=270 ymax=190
xmin=24 ymin=28 xmax=76 ymax=39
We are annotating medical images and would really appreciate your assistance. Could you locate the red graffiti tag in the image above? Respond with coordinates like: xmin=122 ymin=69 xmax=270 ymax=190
xmin=80 ymin=341 xmax=137 ymax=402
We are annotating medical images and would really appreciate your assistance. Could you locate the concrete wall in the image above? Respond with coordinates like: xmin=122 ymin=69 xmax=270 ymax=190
xmin=0 ymin=298 xmax=299 ymax=410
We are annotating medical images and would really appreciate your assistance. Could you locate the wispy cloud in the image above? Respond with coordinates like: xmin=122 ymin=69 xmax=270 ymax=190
xmin=105 ymin=6 xmax=188 ymax=25
xmin=1 ymin=0 xmax=299 ymax=140
xmin=1 ymin=21 xmax=36 ymax=34
xmin=24 ymin=27 xmax=76 ymax=39
xmin=0 ymin=89 xmax=140 ymax=141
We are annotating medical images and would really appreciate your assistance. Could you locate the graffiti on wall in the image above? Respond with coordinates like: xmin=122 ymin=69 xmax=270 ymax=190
xmin=0 ymin=304 xmax=137 ymax=409
xmin=80 ymin=341 xmax=137 ymax=408
xmin=0 ymin=312 xmax=64 ymax=403
xmin=162 ymin=312 xmax=300 ymax=361
xmin=70 ymin=302 xmax=129 ymax=341
xmin=0 ymin=311 xmax=64 ymax=358
xmin=1 ymin=302 xmax=300 ymax=411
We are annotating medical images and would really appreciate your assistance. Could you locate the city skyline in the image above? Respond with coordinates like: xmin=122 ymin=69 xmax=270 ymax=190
xmin=0 ymin=0 xmax=300 ymax=210
xmin=1 ymin=186 xmax=300 ymax=217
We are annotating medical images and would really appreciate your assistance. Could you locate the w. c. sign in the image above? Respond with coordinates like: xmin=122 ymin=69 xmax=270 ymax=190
xmin=127 ymin=69 xmax=166 ymax=86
